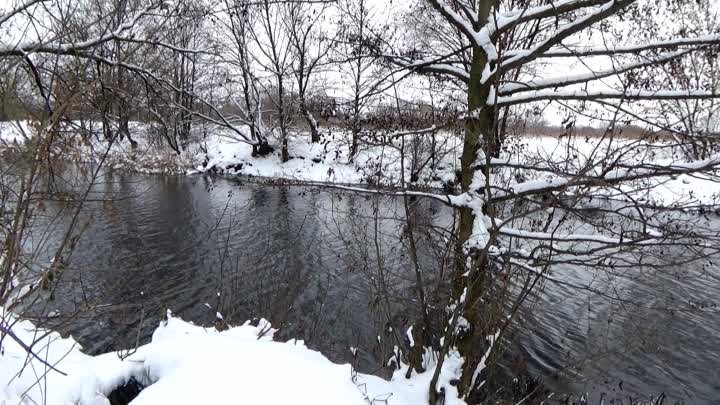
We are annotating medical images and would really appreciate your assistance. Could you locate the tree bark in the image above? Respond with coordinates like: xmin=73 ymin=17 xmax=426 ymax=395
xmin=279 ymin=75 xmax=289 ymax=162
xmin=300 ymin=101 xmax=320 ymax=143
xmin=453 ymin=43 xmax=497 ymax=399
xmin=430 ymin=1 xmax=498 ymax=402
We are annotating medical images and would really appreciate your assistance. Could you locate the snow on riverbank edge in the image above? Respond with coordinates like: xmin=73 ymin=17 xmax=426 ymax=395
xmin=2 ymin=120 xmax=720 ymax=207
xmin=0 ymin=121 xmax=462 ymax=188
xmin=0 ymin=309 xmax=465 ymax=405
xmin=191 ymin=129 xmax=461 ymax=189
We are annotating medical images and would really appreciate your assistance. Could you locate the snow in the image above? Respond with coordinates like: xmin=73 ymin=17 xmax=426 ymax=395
xmin=194 ymin=127 xmax=462 ymax=188
xmin=469 ymin=330 xmax=499 ymax=391
xmin=0 ymin=308 xmax=144 ymax=405
xmin=2 ymin=120 xmax=719 ymax=211
xmin=134 ymin=326 xmax=367 ymax=405
xmin=448 ymin=191 xmax=491 ymax=251
xmin=508 ymin=176 xmax=570 ymax=195
xmin=0 ymin=121 xmax=30 ymax=145
xmin=0 ymin=309 xmax=468 ymax=405
xmin=494 ymin=88 xmax=719 ymax=106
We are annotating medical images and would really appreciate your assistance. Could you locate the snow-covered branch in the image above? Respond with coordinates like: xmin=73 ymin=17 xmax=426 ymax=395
xmin=498 ymin=226 xmax=657 ymax=245
xmin=304 ymin=183 xmax=456 ymax=206
xmin=498 ymin=49 xmax=693 ymax=95
xmin=493 ymin=0 xmax=608 ymax=36
xmin=425 ymin=0 xmax=479 ymax=46
xmin=425 ymin=0 xmax=497 ymax=64
xmin=108 ymin=36 xmax=213 ymax=55
xmin=503 ymin=34 xmax=720 ymax=59
xmin=494 ymin=88 xmax=719 ymax=106
xmin=0 ymin=0 xmax=48 ymax=28
xmin=500 ymin=0 xmax=635 ymax=73
xmin=490 ymin=154 xmax=720 ymax=202
xmin=0 ymin=2 xmax=161 ymax=57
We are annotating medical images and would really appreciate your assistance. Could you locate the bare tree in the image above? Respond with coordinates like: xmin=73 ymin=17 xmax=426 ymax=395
xmin=251 ymin=0 xmax=294 ymax=162
xmin=164 ymin=2 xmax=205 ymax=151
xmin=285 ymin=0 xmax=334 ymax=144
xmin=222 ymin=0 xmax=273 ymax=156
xmin=647 ymin=2 xmax=720 ymax=160
xmin=335 ymin=0 xmax=385 ymax=160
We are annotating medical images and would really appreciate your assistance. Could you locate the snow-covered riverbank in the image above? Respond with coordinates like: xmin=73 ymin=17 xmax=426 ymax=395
xmin=0 ymin=121 xmax=461 ymax=187
xmin=2 ymin=120 xmax=719 ymax=207
xmin=0 ymin=308 xmax=465 ymax=405
xmin=193 ymin=128 xmax=462 ymax=188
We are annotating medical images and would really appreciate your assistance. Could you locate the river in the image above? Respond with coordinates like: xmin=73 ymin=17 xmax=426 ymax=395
xmin=10 ymin=168 xmax=720 ymax=404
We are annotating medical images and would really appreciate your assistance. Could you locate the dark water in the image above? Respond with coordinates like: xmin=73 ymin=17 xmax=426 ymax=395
xmin=15 ymin=169 xmax=450 ymax=373
xmin=12 ymin=169 xmax=720 ymax=403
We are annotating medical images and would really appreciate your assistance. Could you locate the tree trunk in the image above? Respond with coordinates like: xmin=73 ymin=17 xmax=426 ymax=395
xmin=277 ymin=73 xmax=290 ymax=163
xmin=430 ymin=2 xmax=498 ymax=402
xmin=281 ymin=136 xmax=289 ymax=162
xmin=301 ymin=102 xmax=320 ymax=143
xmin=350 ymin=100 xmax=360 ymax=161
xmin=454 ymin=47 xmax=499 ymax=403
xmin=350 ymin=123 xmax=359 ymax=161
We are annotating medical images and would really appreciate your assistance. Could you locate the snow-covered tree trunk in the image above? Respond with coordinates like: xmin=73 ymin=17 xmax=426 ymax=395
xmin=420 ymin=0 xmax=501 ymax=400
xmin=452 ymin=37 xmax=497 ymax=404
xmin=301 ymin=101 xmax=321 ymax=143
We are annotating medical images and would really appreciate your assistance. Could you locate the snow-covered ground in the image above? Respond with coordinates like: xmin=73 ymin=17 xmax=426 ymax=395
xmin=194 ymin=128 xmax=462 ymax=187
xmin=0 ymin=121 xmax=461 ymax=186
xmin=0 ymin=308 xmax=465 ymax=405
xmin=505 ymin=134 xmax=720 ymax=207
xmin=2 ymin=120 xmax=719 ymax=207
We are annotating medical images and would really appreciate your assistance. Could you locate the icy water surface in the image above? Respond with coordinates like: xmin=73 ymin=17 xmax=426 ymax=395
xmin=12 ymin=169 xmax=720 ymax=403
